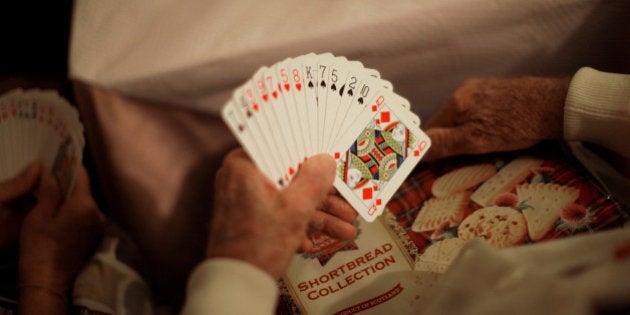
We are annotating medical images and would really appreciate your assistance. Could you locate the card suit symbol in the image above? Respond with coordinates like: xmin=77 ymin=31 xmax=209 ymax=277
xmin=272 ymin=91 xmax=278 ymax=99
xmin=278 ymin=178 xmax=284 ymax=186
xmin=371 ymin=105 xmax=377 ymax=112
xmin=308 ymin=81 xmax=314 ymax=88
xmin=253 ymin=103 xmax=259 ymax=112
xmin=339 ymin=84 xmax=345 ymax=96
xmin=348 ymin=89 xmax=354 ymax=96
xmin=362 ymin=187 xmax=373 ymax=200
xmin=380 ymin=111 xmax=390 ymax=123
xmin=414 ymin=150 xmax=420 ymax=157
xmin=289 ymin=167 xmax=295 ymax=175
xmin=358 ymin=97 xmax=363 ymax=104
xmin=419 ymin=140 xmax=428 ymax=151
xmin=331 ymin=83 xmax=337 ymax=91
xmin=262 ymin=94 xmax=269 ymax=102
xmin=284 ymin=83 xmax=290 ymax=91
xmin=238 ymin=124 xmax=245 ymax=132
xmin=320 ymin=80 xmax=326 ymax=88
xmin=376 ymin=198 xmax=382 ymax=206
xmin=296 ymin=83 xmax=302 ymax=91
xmin=334 ymin=152 xmax=340 ymax=159
xmin=246 ymin=110 xmax=253 ymax=117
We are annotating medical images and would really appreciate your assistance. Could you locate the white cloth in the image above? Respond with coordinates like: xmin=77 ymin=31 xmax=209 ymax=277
xmin=415 ymin=227 xmax=630 ymax=315
xmin=69 ymin=0 xmax=628 ymax=119
xmin=180 ymin=259 xmax=278 ymax=315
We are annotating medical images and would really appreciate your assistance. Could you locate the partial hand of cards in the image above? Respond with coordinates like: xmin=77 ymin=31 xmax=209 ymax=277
xmin=222 ymin=53 xmax=431 ymax=222
xmin=0 ymin=89 xmax=84 ymax=198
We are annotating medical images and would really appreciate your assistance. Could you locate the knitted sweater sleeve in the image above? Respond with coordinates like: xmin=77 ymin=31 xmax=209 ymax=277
xmin=564 ymin=67 xmax=630 ymax=157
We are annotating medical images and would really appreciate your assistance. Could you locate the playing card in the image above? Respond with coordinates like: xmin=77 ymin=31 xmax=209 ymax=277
xmin=0 ymin=89 xmax=84 ymax=199
xmin=273 ymin=58 xmax=308 ymax=164
xmin=232 ymin=76 xmax=288 ymax=186
xmin=315 ymin=53 xmax=335 ymax=152
xmin=287 ymin=55 xmax=314 ymax=158
xmin=222 ymin=99 xmax=281 ymax=187
xmin=302 ymin=53 xmax=322 ymax=158
xmin=328 ymin=75 xmax=394 ymax=151
xmin=331 ymin=90 xmax=431 ymax=221
xmin=221 ymin=52 xmax=432 ymax=222
xmin=262 ymin=64 xmax=302 ymax=180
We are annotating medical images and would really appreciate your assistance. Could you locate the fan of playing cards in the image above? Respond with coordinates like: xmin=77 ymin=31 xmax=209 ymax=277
xmin=0 ymin=88 xmax=85 ymax=198
xmin=222 ymin=53 xmax=431 ymax=222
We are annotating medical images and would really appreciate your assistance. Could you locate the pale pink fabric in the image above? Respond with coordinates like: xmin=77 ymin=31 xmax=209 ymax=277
xmin=73 ymin=82 xmax=236 ymax=304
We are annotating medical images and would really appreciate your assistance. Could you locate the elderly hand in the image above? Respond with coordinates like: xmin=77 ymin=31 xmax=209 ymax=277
xmin=0 ymin=162 xmax=42 ymax=250
xmin=207 ymin=148 xmax=343 ymax=278
xmin=424 ymin=77 xmax=570 ymax=160
xmin=18 ymin=166 xmax=106 ymax=296
xmin=302 ymin=189 xmax=358 ymax=252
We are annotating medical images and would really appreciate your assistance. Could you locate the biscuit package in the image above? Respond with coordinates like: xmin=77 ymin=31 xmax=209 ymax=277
xmin=278 ymin=142 xmax=629 ymax=314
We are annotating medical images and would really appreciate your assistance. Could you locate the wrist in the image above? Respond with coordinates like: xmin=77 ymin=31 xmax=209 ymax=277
xmin=18 ymin=267 xmax=72 ymax=295
xmin=18 ymin=283 xmax=68 ymax=301
xmin=18 ymin=283 xmax=69 ymax=314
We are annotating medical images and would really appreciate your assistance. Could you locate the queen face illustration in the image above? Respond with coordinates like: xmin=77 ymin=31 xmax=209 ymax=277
xmin=390 ymin=123 xmax=406 ymax=142
xmin=346 ymin=167 xmax=363 ymax=189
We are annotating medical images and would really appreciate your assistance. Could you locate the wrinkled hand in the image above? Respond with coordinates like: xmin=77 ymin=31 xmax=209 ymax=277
xmin=208 ymin=148 xmax=339 ymax=278
xmin=19 ymin=166 xmax=106 ymax=293
xmin=302 ymin=190 xmax=358 ymax=252
xmin=425 ymin=77 xmax=570 ymax=160
xmin=0 ymin=162 xmax=42 ymax=249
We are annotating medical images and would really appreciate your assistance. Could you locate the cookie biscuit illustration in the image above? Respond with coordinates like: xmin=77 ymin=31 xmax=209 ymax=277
xmin=458 ymin=206 xmax=527 ymax=248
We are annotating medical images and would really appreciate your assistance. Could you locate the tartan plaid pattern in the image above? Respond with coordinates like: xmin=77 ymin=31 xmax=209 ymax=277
xmin=277 ymin=143 xmax=630 ymax=314
xmin=386 ymin=144 xmax=630 ymax=257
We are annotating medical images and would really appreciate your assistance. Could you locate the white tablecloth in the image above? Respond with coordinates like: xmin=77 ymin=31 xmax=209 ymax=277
xmin=70 ymin=0 xmax=628 ymax=119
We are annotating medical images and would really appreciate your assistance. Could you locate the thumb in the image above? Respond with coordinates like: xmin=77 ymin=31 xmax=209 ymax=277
xmin=68 ymin=166 xmax=91 ymax=199
xmin=33 ymin=169 xmax=61 ymax=218
xmin=282 ymin=154 xmax=336 ymax=213
xmin=425 ymin=125 xmax=478 ymax=160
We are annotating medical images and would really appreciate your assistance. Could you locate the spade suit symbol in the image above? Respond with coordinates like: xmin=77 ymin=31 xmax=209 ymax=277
xmin=246 ymin=110 xmax=252 ymax=117
xmin=348 ymin=89 xmax=354 ymax=96
xmin=331 ymin=83 xmax=337 ymax=91
xmin=358 ymin=97 xmax=364 ymax=105
xmin=238 ymin=124 xmax=244 ymax=132
xmin=308 ymin=81 xmax=314 ymax=88
xmin=320 ymin=80 xmax=326 ymax=88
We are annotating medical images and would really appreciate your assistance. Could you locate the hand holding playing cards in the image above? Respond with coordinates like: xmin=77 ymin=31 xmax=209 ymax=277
xmin=18 ymin=166 xmax=106 ymax=314
xmin=306 ymin=190 xmax=358 ymax=251
xmin=208 ymin=148 xmax=341 ymax=279
xmin=223 ymin=53 xmax=431 ymax=222
xmin=0 ymin=161 xmax=42 ymax=249
xmin=425 ymin=77 xmax=570 ymax=160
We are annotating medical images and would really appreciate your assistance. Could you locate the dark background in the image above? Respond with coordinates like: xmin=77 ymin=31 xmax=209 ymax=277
xmin=0 ymin=1 xmax=106 ymax=211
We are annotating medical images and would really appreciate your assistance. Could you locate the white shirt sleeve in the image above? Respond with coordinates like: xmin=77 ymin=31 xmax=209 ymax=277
xmin=180 ymin=258 xmax=279 ymax=315
xmin=564 ymin=67 xmax=630 ymax=157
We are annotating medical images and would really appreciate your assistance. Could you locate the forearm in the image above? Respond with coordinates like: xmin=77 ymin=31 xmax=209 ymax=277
xmin=18 ymin=285 xmax=69 ymax=315
xmin=564 ymin=67 xmax=630 ymax=157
